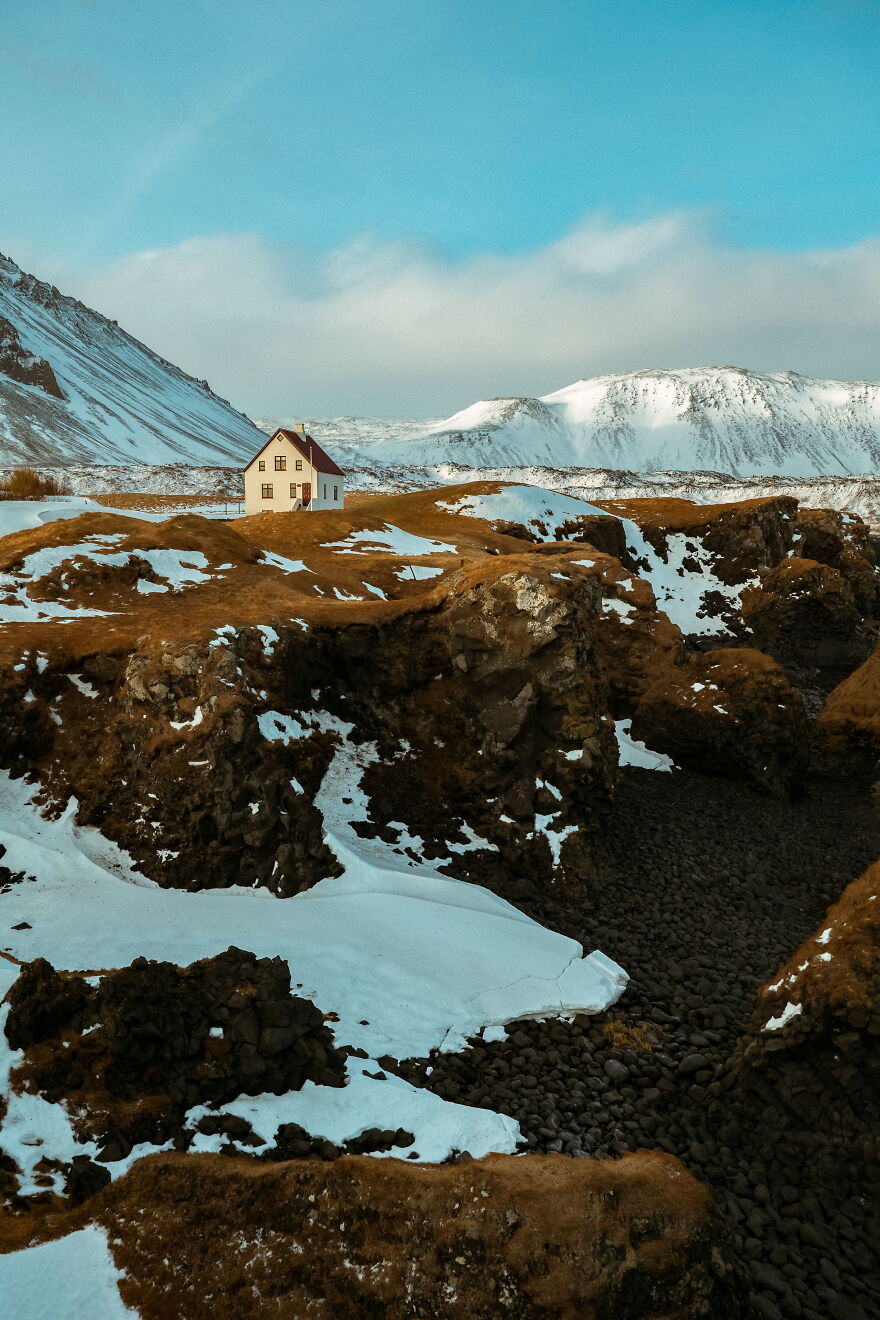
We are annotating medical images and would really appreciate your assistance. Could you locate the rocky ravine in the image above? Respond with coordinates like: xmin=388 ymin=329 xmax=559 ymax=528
xmin=1 ymin=481 xmax=879 ymax=1319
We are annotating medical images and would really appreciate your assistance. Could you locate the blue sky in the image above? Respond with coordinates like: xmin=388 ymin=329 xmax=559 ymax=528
xmin=2 ymin=1 xmax=880 ymax=414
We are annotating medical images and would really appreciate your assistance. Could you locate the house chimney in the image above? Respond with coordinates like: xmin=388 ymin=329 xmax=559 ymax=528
xmin=293 ymin=422 xmax=306 ymax=433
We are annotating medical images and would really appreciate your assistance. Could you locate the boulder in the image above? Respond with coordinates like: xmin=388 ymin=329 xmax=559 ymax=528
xmin=630 ymin=648 xmax=808 ymax=795
xmin=740 ymin=557 xmax=874 ymax=669
xmin=3 ymin=949 xmax=345 ymax=1162
xmin=88 ymin=1149 xmax=747 ymax=1319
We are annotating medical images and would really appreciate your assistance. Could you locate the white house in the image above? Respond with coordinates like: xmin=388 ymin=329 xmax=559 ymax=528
xmin=244 ymin=425 xmax=345 ymax=515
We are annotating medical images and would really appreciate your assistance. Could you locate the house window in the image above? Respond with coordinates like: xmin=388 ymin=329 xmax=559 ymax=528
xmin=323 ymin=483 xmax=327 ymax=498
xmin=289 ymin=483 xmax=296 ymax=498
xmin=333 ymin=486 xmax=338 ymax=501
xmin=258 ymin=460 xmax=265 ymax=471
xmin=275 ymin=454 xmax=286 ymax=471
xmin=261 ymin=483 xmax=273 ymax=499
xmin=295 ymin=459 xmax=303 ymax=471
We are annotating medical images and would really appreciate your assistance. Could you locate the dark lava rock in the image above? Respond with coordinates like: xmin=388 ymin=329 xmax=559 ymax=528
xmin=4 ymin=947 xmax=347 ymax=1167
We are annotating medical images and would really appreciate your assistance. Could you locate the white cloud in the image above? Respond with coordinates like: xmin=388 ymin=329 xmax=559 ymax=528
xmin=17 ymin=212 xmax=880 ymax=417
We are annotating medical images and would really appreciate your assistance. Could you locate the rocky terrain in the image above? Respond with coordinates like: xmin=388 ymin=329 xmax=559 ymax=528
xmin=0 ymin=479 xmax=878 ymax=1317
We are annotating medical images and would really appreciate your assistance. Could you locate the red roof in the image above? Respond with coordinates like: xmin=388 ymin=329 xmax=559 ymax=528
xmin=245 ymin=429 xmax=345 ymax=477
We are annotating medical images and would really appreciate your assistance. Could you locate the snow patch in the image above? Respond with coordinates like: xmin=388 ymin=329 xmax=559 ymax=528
xmin=614 ymin=719 xmax=676 ymax=772
xmin=0 ymin=1225 xmax=136 ymax=1319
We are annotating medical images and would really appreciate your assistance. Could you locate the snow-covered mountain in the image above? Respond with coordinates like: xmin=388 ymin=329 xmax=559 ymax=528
xmin=0 ymin=251 xmax=266 ymax=466
xmin=333 ymin=368 xmax=880 ymax=477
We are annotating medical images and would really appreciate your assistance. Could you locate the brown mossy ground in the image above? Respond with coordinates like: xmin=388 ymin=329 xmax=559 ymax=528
xmin=756 ymin=860 xmax=880 ymax=1021
xmin=0 ymin=1149 xmax=744 ymax=1320
xmin=593 ymin=494 xmax=791 ymax=532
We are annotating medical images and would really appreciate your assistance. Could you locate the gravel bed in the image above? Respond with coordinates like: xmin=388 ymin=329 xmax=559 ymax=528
xmin=402 ymin=769 xmax=880 ymax=1320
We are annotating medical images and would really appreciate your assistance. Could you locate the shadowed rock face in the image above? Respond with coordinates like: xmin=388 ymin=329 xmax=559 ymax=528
xmin=794 ymin=507 xmax=880 ymax=613
xmin=741 ymin=558 xmax=876 ymax=669
xmin=82 ymin=1149 xmax=746 ymax=1320
xmin=812 ymin=641 xmax=880 ymax=777
xmin=630 ymin=648 xmax=808 ymax=796
xmin=0 ymin=314 xmax=63 ymax=399
xmin=348 ymin=564 xmax=617 ymax=901
xmin=0 ymin=551 xmax=618 ymax=901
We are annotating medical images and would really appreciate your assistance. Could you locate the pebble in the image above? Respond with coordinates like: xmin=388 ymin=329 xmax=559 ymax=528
xmin=402 ymin=769 xmax=880 ymax=1319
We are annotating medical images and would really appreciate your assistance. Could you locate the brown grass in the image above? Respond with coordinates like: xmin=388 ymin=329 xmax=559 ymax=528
xmin=0 ymin=468 xmax=70 ymax=500
xmin=67 ymin=1150 xmax=716 ymax=1319
xmin=92 ymin=493 xmax=237 ymax=511
xmin=593 ymin=495 xmax=786 ymax=531
xmin=759 ymin=860 xmax=880 ymax=1016
xmin=600 ymin=1018 xmax=656 ymax=1051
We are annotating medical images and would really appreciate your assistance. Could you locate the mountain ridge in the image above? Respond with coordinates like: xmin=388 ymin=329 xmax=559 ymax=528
xmin=0 ymin=250 xmax=265 ymax=467
xmin=327 ymin=366 xmax=880 ymax=478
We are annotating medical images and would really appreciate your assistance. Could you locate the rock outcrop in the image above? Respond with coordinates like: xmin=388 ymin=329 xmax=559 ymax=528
xmin=630 ymin=648 xmax=808 ymax=795
xmin=0 ymin=313 xmax=63 ymax=399
xmin=0 ymin=519 xmax=618 ymax=900
xmin=4 ymin=949 xmax=345 ymax=1163
xmin=600 ymin=495 xmax=798 ymax=586
xmin=812 ymin=641 xmax=880 ymax=777
xmin=741 ymin=558 xmax=874 ymax=669
xmin=729 ymin=862 xmax=880 ymax=1172
xmin=84 ymin=1149 xmax=746 ymax=1319
xmin=576 ymin=549 xmax=686 ymax=716
xmin=793 ymin=507 xmax=880 ymax=616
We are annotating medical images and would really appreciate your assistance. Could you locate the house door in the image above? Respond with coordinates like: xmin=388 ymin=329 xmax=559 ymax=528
xmin=302 ymin=482 xmax=311 ymax=507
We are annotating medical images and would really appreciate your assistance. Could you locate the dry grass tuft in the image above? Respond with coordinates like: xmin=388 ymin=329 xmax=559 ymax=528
xmin=0 ymin=468 xmax=71 ymax=500
xmin=600 ymin=1018 xmax=656 ymax=1052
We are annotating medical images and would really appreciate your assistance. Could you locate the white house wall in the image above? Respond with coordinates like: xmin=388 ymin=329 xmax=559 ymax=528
xmin=244 ymin=434 xmax=344 ymax=514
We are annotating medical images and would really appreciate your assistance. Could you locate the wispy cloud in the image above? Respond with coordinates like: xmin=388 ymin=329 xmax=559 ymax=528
xmin=27 ymin=211 xmax=880 ymax=416
xmin=77 ymin=52 xmax=291 ymax=261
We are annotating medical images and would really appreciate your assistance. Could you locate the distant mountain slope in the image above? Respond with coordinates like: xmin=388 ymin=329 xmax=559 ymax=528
xmin=0 ymin=252 xmax=265 ymax=466
xmin=253 ymin=415 xmax=440 ymax=449
xmin=342 ymin=367 xmax=880 ymax=477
